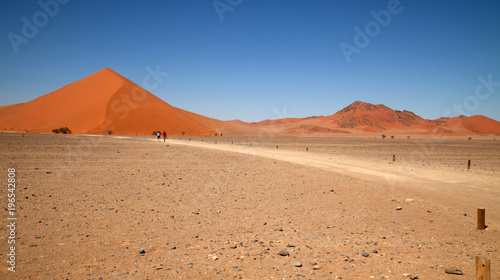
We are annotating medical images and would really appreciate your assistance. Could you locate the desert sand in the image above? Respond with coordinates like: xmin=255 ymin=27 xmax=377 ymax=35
xmin=1 ymin=132 xmax=498 ymax=279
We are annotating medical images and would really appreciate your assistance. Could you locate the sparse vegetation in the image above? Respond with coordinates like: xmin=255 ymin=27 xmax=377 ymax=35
xmin=468 ymin=137 xmax=472 ymax=140
xmin=407 ymin=136 xmax=410 ymax=139
xmin=181 ymin=131 xmax=185 ymax=136
xmin=105 ymin=130 xmax=113 ymax=135
xmin=59 ymin=127 xmax=71 ymax=134
xmin=381 ymin=135 xmax=386 ymax=139
xmin=52 ymin=127 xmax=72 ymax=134
xmin=391 ymin=136 xmax=395 ymax=139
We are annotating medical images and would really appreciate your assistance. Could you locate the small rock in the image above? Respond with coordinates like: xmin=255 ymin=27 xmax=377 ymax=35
xmin=294 ymin=261 xmax=302 ymax=267
xmin=405 ymin=198 xmax=414 ymax=203
xmin=445 ymin=267 xmax=463 ymax=275
xmin=139 ymin=249 xmax=146 ymax=254
xmin=278 ymin=250 xmax=290 ymax=257
xmin=362 ymin=253 xmax=369 ymax=257
xmin=371 ymin=250 xmax=378 ymax=254
xmin=330 ymin=189 xmax=334 ymax=192
xmin=396 ymin=207 xmax=403 ymax=211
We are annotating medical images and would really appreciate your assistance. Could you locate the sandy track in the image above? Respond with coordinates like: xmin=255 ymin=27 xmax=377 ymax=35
xmin=162 ymin=138 xmax=500 ymax=219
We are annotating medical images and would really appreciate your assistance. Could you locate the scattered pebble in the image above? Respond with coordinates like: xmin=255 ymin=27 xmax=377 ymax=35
xmin=362 ymin=253 xmax=369 ymax=257
xmin=294 ymin=261 xmax=302 ymax=267
xmin=445 ymin=267 xmax=463 ymax=275
xmin=278 ymin=250 xmax=290 ymax=257
xmin=396 ymin=207 xmax=403 ymax=211
xmin=139 ymin=249 xmax=146 ymax=254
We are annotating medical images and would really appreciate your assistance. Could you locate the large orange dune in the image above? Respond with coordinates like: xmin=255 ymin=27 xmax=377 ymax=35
xmin=0 ymin=68 xmax=254 ymax=136
xmin=231 ymin=101 xmax=500 ymax=136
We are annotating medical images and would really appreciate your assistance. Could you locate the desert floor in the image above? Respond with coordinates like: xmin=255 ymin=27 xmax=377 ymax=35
xmin=0 ymin=133 xmax=498 ymax=279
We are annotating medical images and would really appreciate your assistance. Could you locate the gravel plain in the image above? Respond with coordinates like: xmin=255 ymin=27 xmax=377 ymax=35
xmin=0 ymin=133 xmax=498 ymax=279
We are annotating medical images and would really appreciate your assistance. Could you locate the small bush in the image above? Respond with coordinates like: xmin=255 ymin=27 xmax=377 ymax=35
xmin=53 ymin=127 xmax=71 ymax=134
xmin=381 ymin=135 xmax=387 ymax=139
xmin=59 ymin=127 xmax=71 ymax=134
xmin=105 ymin=130 xmax=113 ymax=135
xmin=391 ymin=136 xmax=395 ymax=139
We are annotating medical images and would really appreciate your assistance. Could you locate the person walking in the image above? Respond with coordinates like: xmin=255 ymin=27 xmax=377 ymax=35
xmin=162 ymin=131 xmax=167 ymax=142
xmin=156 ymin=131 xmax=161 ymax=141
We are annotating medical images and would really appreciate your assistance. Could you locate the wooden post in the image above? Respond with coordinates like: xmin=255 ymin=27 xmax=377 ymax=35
xmin=475 ymin=256 xmax=490 ymax=280
xmin=306 ymin=147 xmax=308 ymax=151
xmin=276 ymin=145 xmax=278 ymax=149
xmin=477 ymin=208 xmax=485 ymax=230
xmin=468 ymin=160 xmax=471 ymax=170
xmin=393 ymin=155 xmax=395 ymax=162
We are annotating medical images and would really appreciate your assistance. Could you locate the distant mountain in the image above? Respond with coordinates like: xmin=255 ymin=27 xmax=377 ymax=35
xmin=0 ymin=68 xmax=252 ymax=136
xmin=232 ymin=101 xmax=500 ymax=136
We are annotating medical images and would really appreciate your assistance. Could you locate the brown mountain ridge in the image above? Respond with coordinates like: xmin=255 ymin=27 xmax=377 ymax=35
xmin=231 ymin=101 xmax=500 ymax=136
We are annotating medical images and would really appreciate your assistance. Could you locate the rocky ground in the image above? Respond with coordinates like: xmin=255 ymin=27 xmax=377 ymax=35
xmin=0 ymin=133 xmax=498 ymax=279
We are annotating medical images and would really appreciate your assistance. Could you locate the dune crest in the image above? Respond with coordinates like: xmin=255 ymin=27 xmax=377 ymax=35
xmin=0 ymin=68 xmax=251 ymax=136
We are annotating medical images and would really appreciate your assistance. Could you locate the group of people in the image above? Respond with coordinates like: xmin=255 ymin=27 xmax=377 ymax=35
xmin=156 ymin=131 xmax=167 ymax=142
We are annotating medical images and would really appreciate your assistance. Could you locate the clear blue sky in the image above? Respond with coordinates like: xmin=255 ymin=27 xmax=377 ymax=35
xmin=1 ymin=0 xmax=499 ymax=122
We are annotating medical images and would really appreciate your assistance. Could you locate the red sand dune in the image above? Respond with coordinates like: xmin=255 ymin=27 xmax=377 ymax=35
xmin=234 ymin=101 xmax=500 ymax=136
xmin=2 ymin=70 xmax=499 ymax=136
xmin=0 ymin=68 xmax=253 ymax=136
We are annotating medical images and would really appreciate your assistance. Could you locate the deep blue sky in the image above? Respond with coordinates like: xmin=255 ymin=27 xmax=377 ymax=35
xmin=1 ymin=0 xmax=499 ymax=122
